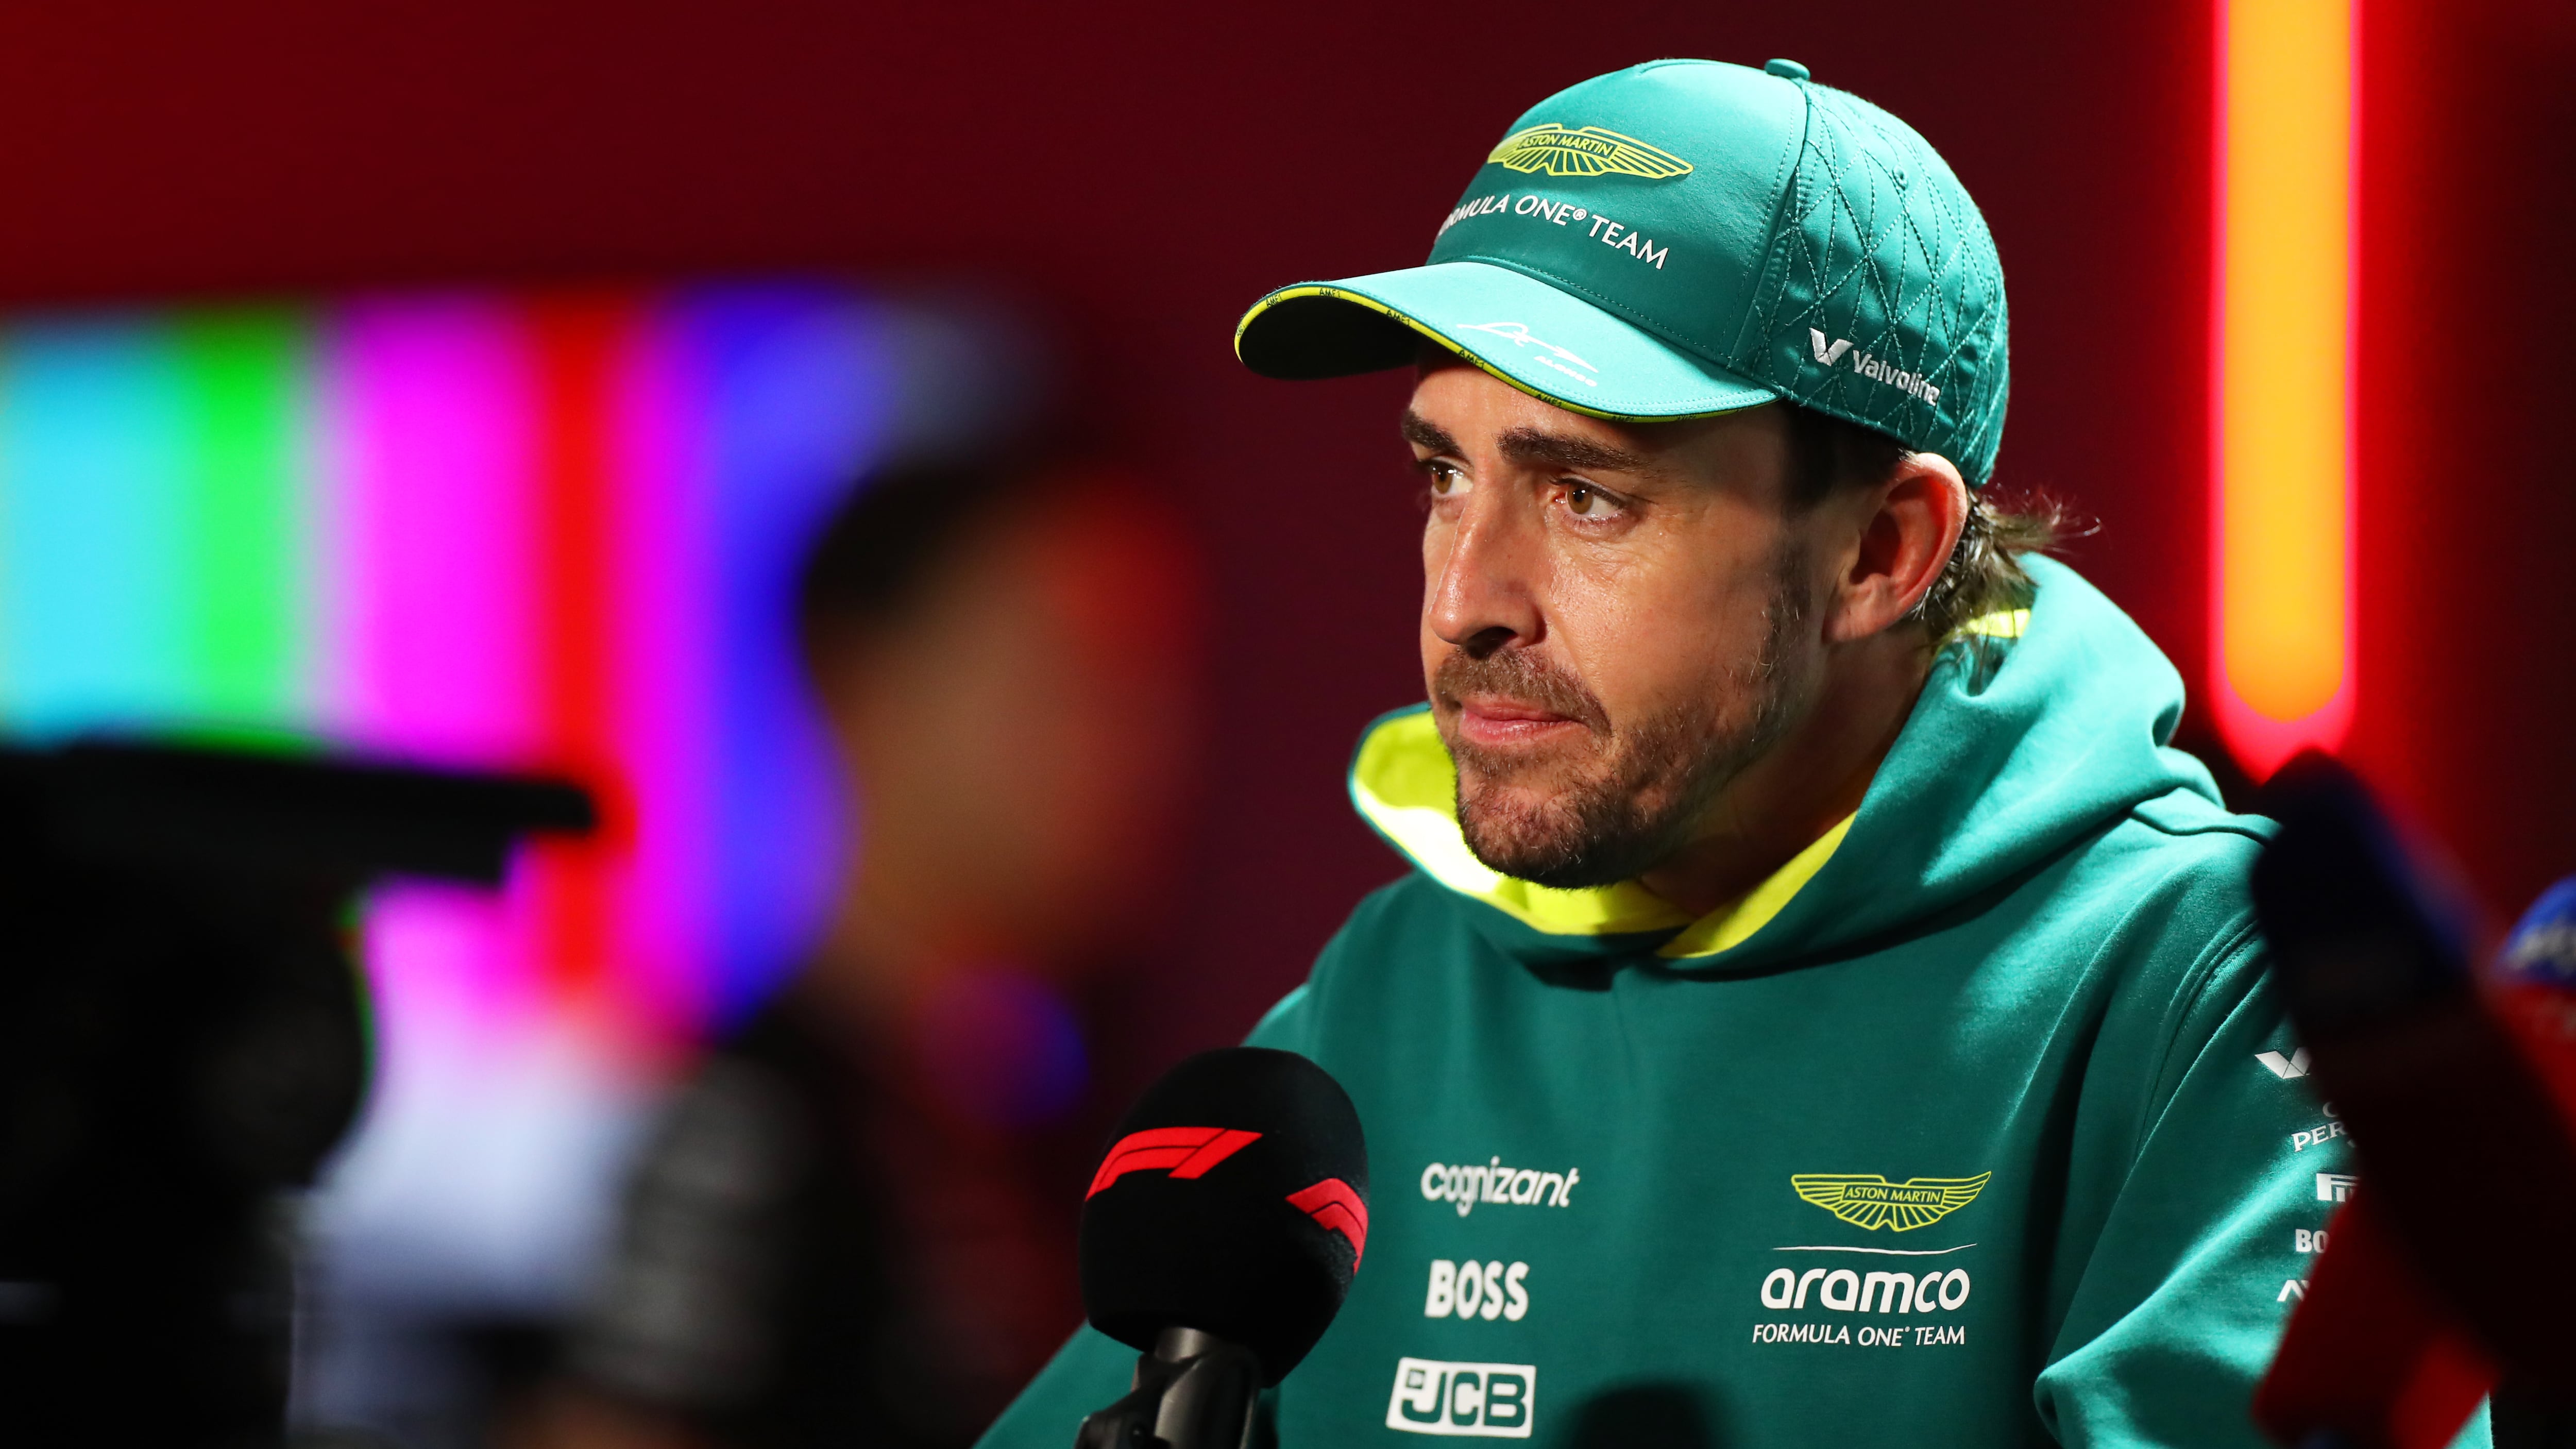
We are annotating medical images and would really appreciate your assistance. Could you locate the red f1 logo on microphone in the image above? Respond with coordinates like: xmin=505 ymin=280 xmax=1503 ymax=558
xmin=1289 ymin=1178 xmax=1369 ymax=1267
xmin=1086 ymin=1126 xmax=1263 ymax=1198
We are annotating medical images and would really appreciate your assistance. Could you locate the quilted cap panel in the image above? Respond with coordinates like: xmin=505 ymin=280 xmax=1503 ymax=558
xmin=1728 ymin=80 xmax=2011 ymax=483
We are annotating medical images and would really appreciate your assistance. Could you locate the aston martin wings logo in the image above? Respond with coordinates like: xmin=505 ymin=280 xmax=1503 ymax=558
xmin=1486 ymin=124 xmax=1693 ymax=179
xmin=1790 ymin=1172 xmax=1992 ymax=1232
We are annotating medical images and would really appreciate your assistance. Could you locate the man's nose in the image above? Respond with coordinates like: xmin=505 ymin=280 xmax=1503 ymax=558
xmin=1427 ymin=500 xmax=1543 ymax=655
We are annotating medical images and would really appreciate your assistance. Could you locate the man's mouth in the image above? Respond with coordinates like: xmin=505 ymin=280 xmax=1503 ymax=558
xmin=1451 ymin=695 xmax=1591 ymax=750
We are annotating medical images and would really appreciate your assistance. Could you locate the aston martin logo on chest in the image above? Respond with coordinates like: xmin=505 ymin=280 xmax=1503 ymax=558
xmin=1790 ymin=1172 xmax=1991 ymax=1232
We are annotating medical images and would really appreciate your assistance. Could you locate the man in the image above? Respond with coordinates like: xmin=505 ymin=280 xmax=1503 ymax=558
xmin=983 ymin=59 xmax=2410 ymax=1447
xmin=523 ymin=454 xmax=1201 ymax=1449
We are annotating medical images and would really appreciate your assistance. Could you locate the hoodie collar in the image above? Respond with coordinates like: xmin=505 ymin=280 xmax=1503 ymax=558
xmin=1347 ymin=559 xmax=2222 ymax=971
xmin=1349 ymin=704 xmax=1855 ymax=963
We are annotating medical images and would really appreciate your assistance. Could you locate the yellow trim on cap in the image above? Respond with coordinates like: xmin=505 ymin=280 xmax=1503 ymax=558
xmin=1235 ymin=284 xmax=1758 ymax=426
xmin=1349 ymin=709 xmax=1852 ymax=956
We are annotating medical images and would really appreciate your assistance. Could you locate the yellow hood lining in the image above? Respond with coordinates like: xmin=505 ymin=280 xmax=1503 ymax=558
xmin=1348 ymin=709 xmax=1852 ymax=959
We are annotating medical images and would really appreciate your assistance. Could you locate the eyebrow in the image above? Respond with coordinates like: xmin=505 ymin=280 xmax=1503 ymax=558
xmin=1399 ymin=409 xmax=1656 ymax=477
xmin=1496 ymin=426 xmax=1655 ymax=475
xmin=1400 ymin=410 xmax=1460 ymax=457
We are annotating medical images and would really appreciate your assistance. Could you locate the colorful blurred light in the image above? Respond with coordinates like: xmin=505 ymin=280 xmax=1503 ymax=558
xmin=0 ymin=285 xmax=899 ymax=1050
xmin=2213 ymin=0 xmax=2357 ymax=777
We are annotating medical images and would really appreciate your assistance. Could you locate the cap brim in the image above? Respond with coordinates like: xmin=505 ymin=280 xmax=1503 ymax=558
xmin=1234 ymin=261 xmax=1775 ymax=422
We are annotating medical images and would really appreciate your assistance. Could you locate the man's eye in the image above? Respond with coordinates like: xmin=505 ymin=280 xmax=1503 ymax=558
xmin=1565 ymin=483 xmax=1619 ymax=517
xmin=1427 ymin=462 xmax=1467 ymax=496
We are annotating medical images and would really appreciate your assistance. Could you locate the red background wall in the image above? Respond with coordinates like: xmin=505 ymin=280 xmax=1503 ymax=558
xmin=0 ymin=0 xmax=2563 ymax=1049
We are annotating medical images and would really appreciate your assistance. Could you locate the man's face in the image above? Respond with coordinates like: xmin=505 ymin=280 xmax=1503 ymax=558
xmin=1407 ymin=361 xmax=1821 ymax=889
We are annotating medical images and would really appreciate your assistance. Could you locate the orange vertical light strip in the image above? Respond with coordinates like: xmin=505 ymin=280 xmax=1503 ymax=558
xmin=2214 ymin=0 xmax=2357 ymax=778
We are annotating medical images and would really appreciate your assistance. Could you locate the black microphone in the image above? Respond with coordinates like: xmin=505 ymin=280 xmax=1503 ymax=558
xmin=1073 ymin=1047 xmax=1368 ymax=1449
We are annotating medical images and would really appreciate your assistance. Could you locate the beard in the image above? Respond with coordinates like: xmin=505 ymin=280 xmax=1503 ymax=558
xmin=1434 ymin=554 xmax=1810 ymax=890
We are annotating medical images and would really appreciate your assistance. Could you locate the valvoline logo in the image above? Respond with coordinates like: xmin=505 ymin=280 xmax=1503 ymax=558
xmin=1086 ymin=1126 xmax=1369 ymax=1266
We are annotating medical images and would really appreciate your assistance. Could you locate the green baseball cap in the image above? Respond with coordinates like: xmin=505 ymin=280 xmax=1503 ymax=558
xmin=1234 ymin=58 xmax=2011 ymax=484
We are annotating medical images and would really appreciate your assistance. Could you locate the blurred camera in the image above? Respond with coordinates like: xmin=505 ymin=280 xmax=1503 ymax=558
xmin=0 ymin=741 xmax=588 ymax=1445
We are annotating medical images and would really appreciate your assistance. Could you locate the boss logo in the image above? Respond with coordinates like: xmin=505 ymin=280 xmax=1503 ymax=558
xmin=1423 ymin=1259 xmax=1530 ymax=1321
xmin=1385 ymin=1358 xmax=1536 ymax=1438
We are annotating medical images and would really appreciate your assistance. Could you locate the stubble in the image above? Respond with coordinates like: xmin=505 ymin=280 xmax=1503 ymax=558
xmin=1436 ymin=552 xmax=1810 ymax=890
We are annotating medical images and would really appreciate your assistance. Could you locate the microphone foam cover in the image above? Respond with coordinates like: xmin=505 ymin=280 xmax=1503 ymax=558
xmin=1079 ymin=1047 xmax=1366 ymax=1384
xmin=2251 ymin=752 xmax=2475 ymax=1030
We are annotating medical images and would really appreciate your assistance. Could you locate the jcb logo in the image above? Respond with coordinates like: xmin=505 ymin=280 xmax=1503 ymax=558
xmin=1386 ymin=1358 xmax=1536 ymax=1438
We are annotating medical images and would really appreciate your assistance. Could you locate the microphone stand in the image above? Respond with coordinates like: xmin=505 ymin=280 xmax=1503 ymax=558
xmin=1074 ymin=1327 xmax=1262 ymax=1449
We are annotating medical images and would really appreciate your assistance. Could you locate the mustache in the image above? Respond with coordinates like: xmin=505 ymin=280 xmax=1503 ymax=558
xmin=1433 ymin=647 xmax=1610 ymax=734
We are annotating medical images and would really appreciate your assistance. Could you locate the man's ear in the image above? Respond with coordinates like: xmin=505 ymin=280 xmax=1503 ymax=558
xmin=1822 ymin=452 xmax=1970 ymax=645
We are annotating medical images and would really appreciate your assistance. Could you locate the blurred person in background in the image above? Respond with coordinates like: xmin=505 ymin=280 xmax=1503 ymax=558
xmin=516 ymin=452 xmax=1202 ymax=1449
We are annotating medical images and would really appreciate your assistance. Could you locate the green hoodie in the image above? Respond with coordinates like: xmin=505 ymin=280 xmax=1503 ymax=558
xmin=978 ymin=559 xmax=2478 ymax=1448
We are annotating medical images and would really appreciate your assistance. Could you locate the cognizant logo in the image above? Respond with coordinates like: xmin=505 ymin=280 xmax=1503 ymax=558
xmin=1420 ymin=1158 xmax=1580 ymax=1217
